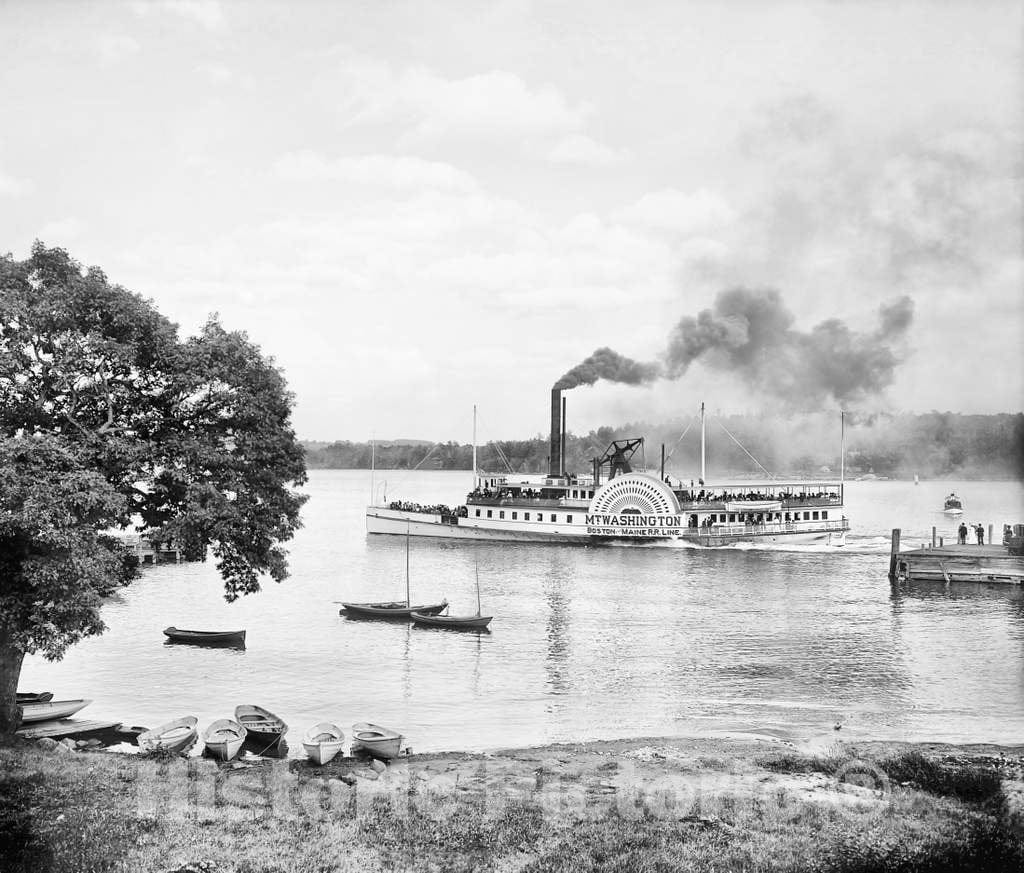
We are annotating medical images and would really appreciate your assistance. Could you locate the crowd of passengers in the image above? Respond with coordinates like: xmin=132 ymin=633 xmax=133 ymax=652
xmin=467 ymin=485 xmax=840 ymax=504
xmin=469 ymin=487 xmax=542 ymax=500
xmin=678 ymin=488 xmax=839 ymax=503
xmin=388 ymin=500 xmax=468 ymax=518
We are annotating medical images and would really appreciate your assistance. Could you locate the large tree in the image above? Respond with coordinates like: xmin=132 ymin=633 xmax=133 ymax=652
xmin=0 ymin=243 xmax=308 ymax=733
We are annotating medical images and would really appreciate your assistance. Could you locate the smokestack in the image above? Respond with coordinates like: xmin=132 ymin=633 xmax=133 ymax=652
xmin=549 ymin=388 xmax=562 ymax=477
xmin=561 ymin=395 xmax=566 ymax=477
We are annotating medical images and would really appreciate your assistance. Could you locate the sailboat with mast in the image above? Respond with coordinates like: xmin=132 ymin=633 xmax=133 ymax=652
xmin=411 ymin=555 xmax=493 ymax=630
xmin=366 ymin=392 xmax=848 ymax=547
xmin=339 ymin=523 xmax=447 ymax=619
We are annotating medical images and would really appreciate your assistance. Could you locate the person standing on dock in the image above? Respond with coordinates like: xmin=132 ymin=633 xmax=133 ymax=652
xmin=975 ymin=524 xmax=984 ymax=545
xmin=958 ymin=522 xmax=968 ymax=545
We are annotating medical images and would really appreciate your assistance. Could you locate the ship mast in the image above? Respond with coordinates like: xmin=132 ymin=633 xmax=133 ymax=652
xmin=700 ymin=402 xmax=706 ymax=484
xmin=370 ymin=435 xmax=375 ymax=505
xmin=840 ymin=410 xmax=845 ymax=502
xmin=472 ymin=404 xmax=477 ymax=490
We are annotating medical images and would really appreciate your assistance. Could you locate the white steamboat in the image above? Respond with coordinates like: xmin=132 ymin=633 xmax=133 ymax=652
xmin=366 ymin=390 xmax=848 ymax=547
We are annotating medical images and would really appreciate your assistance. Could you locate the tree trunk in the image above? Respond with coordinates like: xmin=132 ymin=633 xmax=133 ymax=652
xmin=0 ymin=632 xmax=25 ymax=734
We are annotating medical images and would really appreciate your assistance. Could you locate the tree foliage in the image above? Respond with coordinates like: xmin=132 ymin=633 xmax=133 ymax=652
xmin=0 ymin=244 xmax=307 ymax=728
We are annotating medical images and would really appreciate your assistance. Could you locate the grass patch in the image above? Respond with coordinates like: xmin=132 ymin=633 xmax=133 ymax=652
xmin=356 ymin=794 xmax=546 ymax=871
xmin=880 ymin=751 xmax=1005 ymax=805
xmin=0 ymin=746 xmax=143 ymax=873
xmin=1 ymin=741 xmax=1020 ymax=872
xmin=756 ymin=752 xmax=846 ymax=776
xmin=817 ymin=814 xmax=1024 ymax=873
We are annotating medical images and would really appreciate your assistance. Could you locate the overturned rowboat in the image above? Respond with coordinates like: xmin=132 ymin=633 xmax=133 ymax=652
xmin=16 ymin=691 xmax=54 ymax=704
xmin=19 ymin=699 xmax=91 ymax=724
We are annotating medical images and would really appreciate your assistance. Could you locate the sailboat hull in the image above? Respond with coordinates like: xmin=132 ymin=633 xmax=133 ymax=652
xmin=411 ymin=612 xmax=492 ymax=630
xmin=340 ymin=601 xmax=448 ymax=620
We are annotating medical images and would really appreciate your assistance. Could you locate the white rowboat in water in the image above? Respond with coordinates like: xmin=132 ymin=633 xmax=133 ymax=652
xmin=351 ymin=722 xmax=403 ymax=759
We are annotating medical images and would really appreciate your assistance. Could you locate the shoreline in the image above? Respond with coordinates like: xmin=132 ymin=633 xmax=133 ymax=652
xmin=3 ymin=731 xmax=1022 ymax=871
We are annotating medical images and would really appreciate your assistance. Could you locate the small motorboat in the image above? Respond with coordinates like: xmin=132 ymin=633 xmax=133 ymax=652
xmin=163 ymin=627 xmax=246 ymax=646
xmin=202 ymin=719 xmax=247 ymax=761
xmin=943 ymin=494 xmax=964 ymax=515
xmin=411 ymin=611 xmax=492 ymax=630
xmin=351 ymin=722 xmax=403 ymax=760
xmin=302 ymin=722 xmax=346 ymax=765
xmin=137 ymin=716 xmax=199 ymax=755
xmin=19 ymin=699 xmax=91 ymax=724
xmin=234 ymin=705 xmax=288 ymax=746
xmin=340 ymin=601 xmax=448 ymax=620
xmin=16 ymin=691 xmax=54 ymax=704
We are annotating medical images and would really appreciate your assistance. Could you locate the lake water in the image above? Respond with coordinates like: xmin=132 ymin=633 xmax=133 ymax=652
xmin=20 ymin=471 xmax=1024 ymax=753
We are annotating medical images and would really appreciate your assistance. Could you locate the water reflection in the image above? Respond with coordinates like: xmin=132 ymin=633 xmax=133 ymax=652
xmin=543 ymin=566 xmax=570 ymax=697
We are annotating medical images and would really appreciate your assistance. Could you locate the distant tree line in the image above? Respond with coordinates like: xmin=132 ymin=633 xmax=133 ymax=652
xmin=304 ymin=412 xmax=1024 ymax=480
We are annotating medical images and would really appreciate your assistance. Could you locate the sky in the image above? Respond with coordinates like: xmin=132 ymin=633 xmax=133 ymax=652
xmin=1 ymin=0 xmax=1021 ymax=443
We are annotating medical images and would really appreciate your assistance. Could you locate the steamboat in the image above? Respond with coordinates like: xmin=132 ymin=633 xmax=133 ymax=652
xmin=365 ymin=389 xmax=849 ymax=547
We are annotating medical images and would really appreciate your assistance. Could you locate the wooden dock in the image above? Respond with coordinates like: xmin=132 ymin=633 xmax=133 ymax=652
xmin=889 ymin=531 xmax=1024 ymax=584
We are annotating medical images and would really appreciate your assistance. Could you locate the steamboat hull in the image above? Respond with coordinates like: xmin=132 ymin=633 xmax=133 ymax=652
xmin=366 ymin=507 xmax=846 ymax=547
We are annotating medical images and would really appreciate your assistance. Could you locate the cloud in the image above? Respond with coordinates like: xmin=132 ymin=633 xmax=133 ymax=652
xmin=0 ymin=170 xmax=31 ymax=196
xmin=274 ymin=151 xmax=479 ymax=193
xmin=196 ymin=63 xmax=234 ymax=84
xmin=94 ymin=32 xmax=141 ymax=64
xmin=39 ymin=218 xmax=84 ymax=241
xmin=547 ymin=134 xmax=628 ymax=166
xmin=338 ymin=60 xmax=589 ymax=143
xmin=131 ymin=1 xmax=224 ymax=30
xmin=617 ymin=188 xmax=737 ymax=236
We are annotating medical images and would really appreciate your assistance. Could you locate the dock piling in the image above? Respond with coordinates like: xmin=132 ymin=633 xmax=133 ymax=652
xmin=888 ymin=528 xmax=901 ymax=580
xmin=932 ymin=526 xmax=936 ymax=547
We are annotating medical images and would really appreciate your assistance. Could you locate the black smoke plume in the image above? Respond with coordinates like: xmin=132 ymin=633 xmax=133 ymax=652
xmin=556 ymin=288 xmax=915 ymax=407
xmin=553 ymin=347 xmax=662 ymax=391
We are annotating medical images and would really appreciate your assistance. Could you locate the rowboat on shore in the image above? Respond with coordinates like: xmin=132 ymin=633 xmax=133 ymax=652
xmin=137 ymin=716 xmax=199 ymax=755
xmin=202 ymin=719 xmax=247 ymax=761
xmin=234 ymin=705 xmax=288 ymax=747
xmin=163 ymin=627 xmax=246 ymax=646
xmin=351 ymin=722 xmax=403 ymax=760
xmin=16 ymin=691 xmax=54 ymax=704
xmin=302 ymin=723 xmax=346 ymax=765
xmin=20 ymin=699 xmax=91 ymax=724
